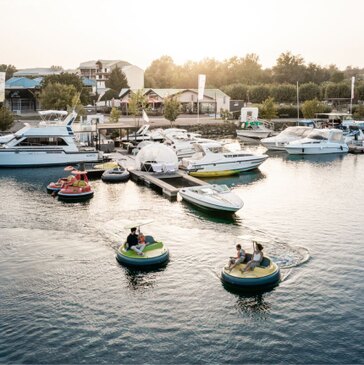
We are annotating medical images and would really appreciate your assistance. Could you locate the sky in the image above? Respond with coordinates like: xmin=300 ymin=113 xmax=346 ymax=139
xmin=1 ymin=0 xmax=363 ymax=71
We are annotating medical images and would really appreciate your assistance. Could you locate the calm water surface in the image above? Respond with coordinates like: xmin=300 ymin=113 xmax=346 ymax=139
xmin=0 ymin=146 xmax=363 ymax=364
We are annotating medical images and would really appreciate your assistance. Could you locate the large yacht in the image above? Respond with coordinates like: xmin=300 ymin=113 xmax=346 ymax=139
xmin=0 ymin=111 xmax=102 ymax=167
xmin=180 ymin=142 xmax=268 ymax=177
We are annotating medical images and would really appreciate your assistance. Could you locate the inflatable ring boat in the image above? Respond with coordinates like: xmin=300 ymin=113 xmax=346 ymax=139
xmin=116 ymin=239 xmax=169 ymax=268
xmin=221 ymin=255 xmax=280 ymax=289
xmin=101 ymin=167 xmax=130 ymax=183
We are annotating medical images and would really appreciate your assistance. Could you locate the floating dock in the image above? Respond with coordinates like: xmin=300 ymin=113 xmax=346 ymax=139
xmin=129 ymin=169 xmax=207 ymax=201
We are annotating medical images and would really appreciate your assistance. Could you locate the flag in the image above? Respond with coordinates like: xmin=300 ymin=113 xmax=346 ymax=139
xmin=142 ymin=109 xmax=149 ymax=123
xmin=198 ymin=74 xmax=206 ymax=101
xmin=351 ymin=76 xmax=355 ymax=100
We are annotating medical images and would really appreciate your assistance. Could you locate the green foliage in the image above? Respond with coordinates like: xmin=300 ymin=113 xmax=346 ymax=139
xmin=0 ymin=64 xmax=17 ymax=80
xmin=0 ymin=105 xmax=14 ymax=131
xmin=259 ymin=97 xmax=277 ymax=120
xmin=129 ymin=90 xmax=148 ymax=127
xmin=276 ymin=105 xmax=302 ymax=118
xmin=39 ymin=82 xmax=77 ymax=110
xmin=100 ymin=89 xmax=120 ymax=101
xmin=353 ymin=105 xmax=364 ymax=119
xmin=299 ymin=82 xmax=320 ymax=101
xmin=325 ymin=82 xmax=351 ymax=99
xmin=220 ymin=108 xmax=232 ymax=122
xmin=249 ymin=85 xmax=271 ymax=103
xmin=109 ymin=107 xmax=121 ymax=123
xmin=222 ymin=83 xmax=248 ymax=100
xmin=330 ymin=71 xmax=345 ymax=83
xmin=163 ymin=97 xmax=180 ymax=125
xmin=145 ymin=56 xmax=177 ymax=88
xmin=273 ymin=52 xmax=306 ymax=84
xmin=271 ymin=84 xmax=296 ymax=103
xmin=301 ymin=99 xmax=326 ymax=118
xmin=356 ymin=84 xmax=364 ymax=101
xmin=105 ymin=66 xmax=129 ymax=92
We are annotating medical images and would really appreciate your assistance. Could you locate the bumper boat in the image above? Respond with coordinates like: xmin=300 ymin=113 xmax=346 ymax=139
xmin=47 ymin=175 xmax=75 ymax=194
xmin=101 ymin=167 xmax=130 ymax=183
xmin=116 ymin=237 xmax=169 ymax=268
xmin=57 ymin=170 xmax=94 ymax=202
xmin=221 ymin=255 xmax=280 ymax=289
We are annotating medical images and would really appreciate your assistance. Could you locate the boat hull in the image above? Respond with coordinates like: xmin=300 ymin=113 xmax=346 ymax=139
xmin=101 ymin=169 xmax=130 ymax=183
xmin=236 ymin=130 xmax=271 ymax=140
xmin=285 ymin=145 xmax=349 ymax=155
xmin=57 ymin=191 xmax=94 ymax=202
xmin=0 ymin=149 xmax=100 ymax=168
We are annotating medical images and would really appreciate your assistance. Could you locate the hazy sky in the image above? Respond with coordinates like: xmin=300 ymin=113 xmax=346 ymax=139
xmin=1 ymin=0 xmax=363 ymax=71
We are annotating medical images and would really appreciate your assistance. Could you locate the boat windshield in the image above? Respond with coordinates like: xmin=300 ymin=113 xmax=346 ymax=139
xmin=281 ymin=127 xmax=312 ymax=137
xmin=306 ymin=130 xmax=329 ymax=140
xmin=212 ymin=184 xmax=230 ymax=193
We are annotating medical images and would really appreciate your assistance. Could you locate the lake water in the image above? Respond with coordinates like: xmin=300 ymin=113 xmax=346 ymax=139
xmin=0 ymin=146 xmax=363 ymax=364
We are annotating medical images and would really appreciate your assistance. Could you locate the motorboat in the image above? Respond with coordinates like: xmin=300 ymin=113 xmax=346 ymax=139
xmin=0 ymin=111 xmax=102 ymax=167
xmin=47 ymin=166 xmax=77 ymax=194
xmin=179 ymin=142 xmax=268 ymax=177
xmin=116 ymin=220 xmax=169 ymax=268
xmin=101 ymin=166 xmax=130 ymax=183
xmin=285 ymin=128 xmax=349 ymax=155
xmin=261 ymin=126 xmax=313 ymax=151
xmin=57 ymin=170 xmax=94 ymax=201
xmin=179 ymin=184 xmax=244 ymax=213
xmin=236 ymin=120 xmax=273 ymax=141
xmin=121 ymin=124 xmax=164 ymax=143
xmin=221 ymin=254 xmax=280 ymax=289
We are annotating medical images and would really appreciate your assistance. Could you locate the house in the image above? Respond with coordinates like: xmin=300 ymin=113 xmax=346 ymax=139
xmin=119 ymin=88 xmax=230 ymax=114
xmin=78 ymin=60 xmax=144 ymax=91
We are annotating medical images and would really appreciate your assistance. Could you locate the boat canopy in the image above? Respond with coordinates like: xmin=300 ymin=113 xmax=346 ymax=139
xmin=38 ymin=110 xmax=68 ymax=116
xmin=280 ymin=126 xmax=312 ymax=137
xmin=306 ymin=128 xmax=344 ymax=141
xmin=135 ymin=144 xmax=178 ymax=170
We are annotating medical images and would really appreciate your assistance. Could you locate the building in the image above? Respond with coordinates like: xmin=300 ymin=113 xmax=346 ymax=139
xmin=13 ymin=68 xmax=64 ymax=77
xmin=119 ymin=88 xmax=230 ymax=114
xmin=78 ymin=60 xmax=144 ymax=91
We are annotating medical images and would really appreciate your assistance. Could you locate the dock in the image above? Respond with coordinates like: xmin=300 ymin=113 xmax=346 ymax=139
xmin=129 ymin=169 xmax=207 ymax=201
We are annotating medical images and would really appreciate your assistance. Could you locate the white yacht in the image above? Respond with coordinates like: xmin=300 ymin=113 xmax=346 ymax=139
xmin=179 ymin=184 xmax=244 ymax=213
xmin=261 ymin=126 xmax=313 ymax=151
xmin=0 ymin=111 xmax=102 ymax=167
xmin=285 ymin=129 xmax=349 ymax=155
xmin=180 ymin=142 xmax=268 ymax=177
xmin=121 ymin=124 xmax=164 ymax=142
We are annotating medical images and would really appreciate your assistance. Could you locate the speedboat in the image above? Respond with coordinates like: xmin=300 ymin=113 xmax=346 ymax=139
xmin=236 ymin=120 xmax=273 ymax=141
xmin=57 ymin=170 xmax=94 ymax=201
xmin=180 ymin=142 xmax=268 ymax=177
xmin=179 ymin=184 xmax=244 ymax=213
xmin=285 ymin=128 xmax=349 ymax=155
xmin=261 ymin=126 xmax=313 ymax=151
xmin=221 ymin=254 xmax=280 ymax=289
xmin=0 ymin=111 xmax=102 ymax=167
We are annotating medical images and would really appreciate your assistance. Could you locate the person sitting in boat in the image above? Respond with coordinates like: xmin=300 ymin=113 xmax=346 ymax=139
xmin=225 ymin=244 xmax=246 ymax=271
xmin=242 ymin=241 xmax=263 ymax=272
xmin=126 ymin=227 xmax=145 ymax=256
xmin=138 ymin=232 xmax=146 ymax=245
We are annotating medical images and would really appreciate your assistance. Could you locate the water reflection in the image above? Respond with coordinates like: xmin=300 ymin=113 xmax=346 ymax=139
xmin=283 ymin=153 xmax=345 ymax=165
xmin=200 ymin=170 xmax=266 ymax=187
xmin=122 ymin=266 xmax=168 ymax=292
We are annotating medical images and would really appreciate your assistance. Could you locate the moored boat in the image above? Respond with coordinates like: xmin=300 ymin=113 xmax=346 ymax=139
xmin=57 ymin=170 xmax=94 ymax=201
xmin=101 ymin=167 xmax=130 ymax=183
xmin=179 ymin=184 xmax=243 ymax=213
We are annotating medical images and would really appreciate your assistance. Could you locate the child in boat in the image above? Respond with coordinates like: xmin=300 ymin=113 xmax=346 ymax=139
xmin=138 ymin=233 xmax=146 ymax=246
xmin=225 ymin=244 xmax=246 ymax=271
xmin=242 ymin=241 xmax=263 ymax=272
xmin=126 ymin=228 xmax=145 ymax=256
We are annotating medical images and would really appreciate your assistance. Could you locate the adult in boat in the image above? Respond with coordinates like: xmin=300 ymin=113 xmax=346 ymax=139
xmin=242 ymin=241 xmax=263 ymax=272
xmin=225 ymin=244 xmax=246 ymax=271
xmin=126 ymin=227 xmax=146 ymax=256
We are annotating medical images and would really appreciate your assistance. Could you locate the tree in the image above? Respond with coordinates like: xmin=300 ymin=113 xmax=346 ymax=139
xmin=354 ymin=105 xmax=364 ymax=119
xmin=145 ymin=55 xmax=177 ymax=88
xmin=109 ymin=107 xmax=121 ymax=123
xmin=301 ymin=99 xmax=326 ymax=118
xmin=249 ymin=85 xmax=271 ymax=103
xmin=50 ymin=65 xmax=64 ymax=71
xmin=0 ymin=64 xmax=17 ymax=80
xmin=163 ymin=97 xmax=180 ymax=126
xmin=299 ymin=82 xmax=320 ymax=101
xmin=356 ymin=84 xmax=364 ymax=101
xmin=100 ymin=89 xmax=120 ymax=101
xmin=273 ymin=52 xmax=306 ymax=84
xmin=105 ymin=66 xmax=128 ymax=92
xmin=259 ymin=97 xmax=277 ymax=120
xmin=222 ymin=83 xmax=248 ymax=100
xmin=220 ymin=108 xmax=232 ymax=122
xmin=128 ymin=90 xmax=148 ymax=128
xmin=39 ymin=82 xmax=77 ymax=110
xmin=271 ymin=84 xmax=296 ymax=103
xmin=325 ymin=82 xmax=351 ymax=99
xmin=0 ymin=105 xmax=14 ymax=131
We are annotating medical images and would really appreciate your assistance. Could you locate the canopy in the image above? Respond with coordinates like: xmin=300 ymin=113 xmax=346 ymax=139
xmin=38 ymin=110 xmax=68 ymax=116
xmin=135 ymin=144 xmax=178 ymax=170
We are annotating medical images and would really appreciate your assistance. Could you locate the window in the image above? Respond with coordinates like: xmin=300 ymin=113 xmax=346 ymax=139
xmin=17 ymin=137 xmax=68 ymax=146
